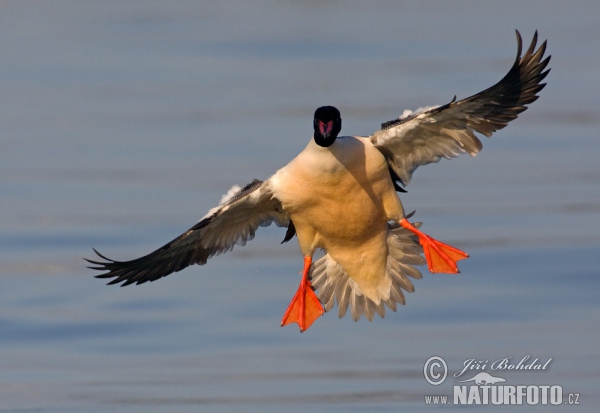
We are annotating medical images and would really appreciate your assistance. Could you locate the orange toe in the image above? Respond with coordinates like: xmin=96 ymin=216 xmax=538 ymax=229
xmin=281 ymin=284 xmax=323 ymax=332
xmin=422 ymin=237 xmax=469 ymax=273
xmin=400 ymin=218 xmax=469 ymax=274
xmin=281 ymin=256 xmax=324 ymax=332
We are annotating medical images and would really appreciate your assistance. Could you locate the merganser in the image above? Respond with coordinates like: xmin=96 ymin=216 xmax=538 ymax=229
xmin=87 ymin=31 xmax=550 ymax=332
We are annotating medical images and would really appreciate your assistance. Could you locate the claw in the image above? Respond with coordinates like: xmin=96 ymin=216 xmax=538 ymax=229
xmin=281 ymin=256 xmax=324 ymax=332
xmin=400 ymin=218 xmax=469 ymax=274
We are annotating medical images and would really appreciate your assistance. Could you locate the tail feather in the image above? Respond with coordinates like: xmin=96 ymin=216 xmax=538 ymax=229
xmin=318 ymin=276 xmax=337 ymax=312
xmin=374 ymin=299 xmax=386 ymax=319
xmin=389 ymin=267 xmax=415 ymax=293
xmin=388 ymin=282 xmax=406 ymax=306
xmin=399 ymin=262 xmax=423 ymax=280
xmin=309 ymin=221 xmax=426 ymax=321
xmin=349 ymin=289 xmax=362 ymax=321
xmin=335 ymin=275 xmax=351 ymax=318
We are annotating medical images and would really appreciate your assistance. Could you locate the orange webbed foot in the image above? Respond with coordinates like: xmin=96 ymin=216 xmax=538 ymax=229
xmin=281 ymin=256 xmax=324 ymax=332
xmin=400 ymin=218 xmax=469 ymax=274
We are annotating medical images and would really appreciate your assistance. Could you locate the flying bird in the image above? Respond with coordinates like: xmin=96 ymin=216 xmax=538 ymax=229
xmin=87 ymin=31 xmax=550 ymax=332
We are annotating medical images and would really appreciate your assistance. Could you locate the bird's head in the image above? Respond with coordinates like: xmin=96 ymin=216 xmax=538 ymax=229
xmin=313 ymin=106 xmax=342 ymax=147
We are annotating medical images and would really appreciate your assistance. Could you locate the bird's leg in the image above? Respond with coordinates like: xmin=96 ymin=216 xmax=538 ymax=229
xmin=281 ymin=256 xmax=324 ymax=332
xmin=400 ymin=218 xmax=469 ymax=274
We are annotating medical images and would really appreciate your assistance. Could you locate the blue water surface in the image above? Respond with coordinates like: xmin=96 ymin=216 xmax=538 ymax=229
xmin=1 ymin=1 xmax=599 ymax=412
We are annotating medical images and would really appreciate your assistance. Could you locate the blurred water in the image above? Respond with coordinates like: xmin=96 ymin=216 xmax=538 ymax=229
xmin=1 ymin=1 xmax=599 ymax=412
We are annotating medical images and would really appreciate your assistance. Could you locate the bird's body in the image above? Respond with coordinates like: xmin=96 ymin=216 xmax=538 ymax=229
xmin=271 ymin=136 xmax=403 ymax=303
xmin=87 ymin=31 xmax=550 ymax=332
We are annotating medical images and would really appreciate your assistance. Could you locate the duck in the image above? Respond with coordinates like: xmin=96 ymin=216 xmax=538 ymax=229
xmin=87 ymin=31 xmax=550 ymax=332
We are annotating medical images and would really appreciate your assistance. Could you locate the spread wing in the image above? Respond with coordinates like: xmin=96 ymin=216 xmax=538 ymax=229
xmin=371 ymin=30 xmax=550 ymax=187
xmin=86 ymin=179 xmax=289 ymax=286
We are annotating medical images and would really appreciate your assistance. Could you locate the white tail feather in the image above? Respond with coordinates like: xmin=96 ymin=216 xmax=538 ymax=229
xmin=310 ymin=222 xmax=426 ymax=321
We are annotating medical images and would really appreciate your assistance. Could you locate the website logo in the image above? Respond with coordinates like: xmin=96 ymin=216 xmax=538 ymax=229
xmin=422 ymin=355 xmax=581 ymax=407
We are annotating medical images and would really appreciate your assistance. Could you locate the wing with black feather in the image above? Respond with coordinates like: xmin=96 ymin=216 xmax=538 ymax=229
xmin=86 ymin=179 xmax=289 ymax=286
xmin=371 ymin=30 xmax=550 ymax=187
